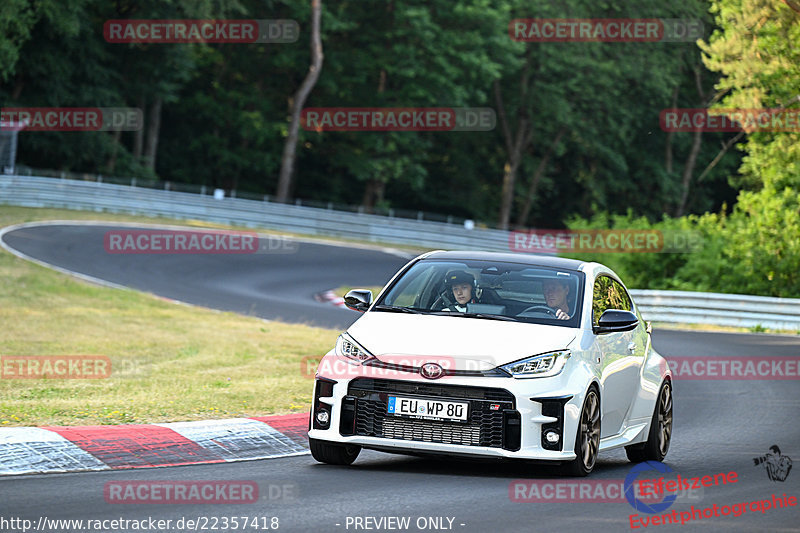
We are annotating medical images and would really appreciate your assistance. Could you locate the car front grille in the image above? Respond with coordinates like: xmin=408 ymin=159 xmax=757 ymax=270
xmin=381 ymin=417 xmax=481 ymax=445
xmin=342 ymin=378 xmax=519 ymax=450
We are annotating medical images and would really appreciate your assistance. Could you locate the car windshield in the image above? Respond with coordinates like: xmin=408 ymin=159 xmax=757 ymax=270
xmin=377 ymin=259 xmax=584 ymax=327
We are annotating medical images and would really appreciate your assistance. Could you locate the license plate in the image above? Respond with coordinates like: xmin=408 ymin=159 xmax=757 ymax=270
xmin=387 ymin=396 xmax=469 ymax=422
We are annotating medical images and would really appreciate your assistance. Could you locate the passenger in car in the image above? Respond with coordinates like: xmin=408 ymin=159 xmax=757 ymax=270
xmin=442 ymin=270 xmax=479 ymax=312
xmin=542 ymin=278 xmax=572 ymax=320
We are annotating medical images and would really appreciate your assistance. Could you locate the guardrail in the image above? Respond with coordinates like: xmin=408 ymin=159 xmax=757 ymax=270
xmin=630 ymin=290 xmax=800 ymax=331
xmin=2 ymin=174 xmax=798 ymax=331
xmin=0 ymin=174 xmax=511 ymax=251
xmin=11 ymin=165 xmax=475 ymax=226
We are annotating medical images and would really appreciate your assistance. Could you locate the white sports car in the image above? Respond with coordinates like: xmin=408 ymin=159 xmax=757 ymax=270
xmin=308 ymin=251 xmax=672 ymax=476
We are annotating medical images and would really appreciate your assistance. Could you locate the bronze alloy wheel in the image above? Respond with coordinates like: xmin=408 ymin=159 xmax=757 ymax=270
xmin=579 ymin=390 xmax=601 ymax=470
xmin=563 ymin=387 xmax=601 ymax=476
xmin=625 ymin=380 xmax=673 ymax=463
xmin=657 ymin=382 xmax=673 ymax=456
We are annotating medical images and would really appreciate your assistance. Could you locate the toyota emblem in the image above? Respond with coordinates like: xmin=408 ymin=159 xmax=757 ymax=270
xmin=420 ymin=362 xmax=444 ymax=379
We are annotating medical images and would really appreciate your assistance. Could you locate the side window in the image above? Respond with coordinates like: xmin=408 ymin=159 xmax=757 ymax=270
xmin=592 ymin=276 xmax=612 ymax=327
xmin=609 ymin=279 xmax=632 ymax=312
xmin=592 ymin=276 xmax=633 ymax=327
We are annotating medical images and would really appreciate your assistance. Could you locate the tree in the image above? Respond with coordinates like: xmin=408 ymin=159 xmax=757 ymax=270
xmin=276 ymin=0 xmax=323 ymax=202
xmin=574 ymin=0 xmax=800 ymax=298
xmin=493 ymin=0 xmax=714 ymax=229
xmin=699 ymin=0 xmax=800 ymax=190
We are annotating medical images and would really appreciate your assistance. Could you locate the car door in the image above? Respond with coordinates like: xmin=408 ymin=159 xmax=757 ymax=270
xmin=593 ymin=275 xmax=644 ymax=438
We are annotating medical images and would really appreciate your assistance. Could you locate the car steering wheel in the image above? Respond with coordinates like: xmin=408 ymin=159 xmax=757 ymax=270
xmin=433 ymin=291 xmax=459 ymax=312
xmin=519 ymin=305 xmax=556 ymax=316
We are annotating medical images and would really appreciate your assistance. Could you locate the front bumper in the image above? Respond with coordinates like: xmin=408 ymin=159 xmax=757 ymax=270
xmin=308 ymin=371 xmax=587 ymax=461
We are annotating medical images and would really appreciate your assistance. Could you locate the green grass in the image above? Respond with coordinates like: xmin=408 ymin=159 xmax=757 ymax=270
xmin=0 ymin=206 xmax=340 ymax=426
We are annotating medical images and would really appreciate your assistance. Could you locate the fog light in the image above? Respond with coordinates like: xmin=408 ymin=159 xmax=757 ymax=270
xmin=315 ymin=409 xmax=330 ymax=426
xmin=544 ymin=429 xmax=560 ymax=444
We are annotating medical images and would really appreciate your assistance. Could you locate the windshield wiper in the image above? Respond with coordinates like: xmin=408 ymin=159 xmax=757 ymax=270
xmin=372 ymin=304 xmax=425 ymax=314
xmin=453 ymin=312 xmax=519 ymax=322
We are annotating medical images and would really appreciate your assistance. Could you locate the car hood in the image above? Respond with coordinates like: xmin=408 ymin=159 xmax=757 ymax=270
xmin=347 ymin=311 xmax=577 ymax=370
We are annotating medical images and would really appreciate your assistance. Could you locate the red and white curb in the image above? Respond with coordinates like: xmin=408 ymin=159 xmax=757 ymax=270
xmin=0 ymin=413 xmax=309 ymax=476
xmin=315 ymin=290 xmax=346 ymax=308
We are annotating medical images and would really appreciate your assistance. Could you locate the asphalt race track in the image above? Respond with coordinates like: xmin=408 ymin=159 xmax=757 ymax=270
xmin=2 ymin=222 xmax=800 ymax=533
xmin=1 ymin=222 xmax=412 ymax=330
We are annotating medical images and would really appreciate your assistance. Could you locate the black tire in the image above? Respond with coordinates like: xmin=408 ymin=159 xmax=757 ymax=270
xmin=309 ymin=437 xmax=361 ymax=465
xmin=562 ymin=387 xmax=601 ymax=477
xmin=626 ymin=380 xmax=672 ymax=463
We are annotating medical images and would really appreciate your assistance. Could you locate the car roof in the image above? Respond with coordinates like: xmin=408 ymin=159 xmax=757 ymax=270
xmin=421 ymin=250 xmax=587 ymax=271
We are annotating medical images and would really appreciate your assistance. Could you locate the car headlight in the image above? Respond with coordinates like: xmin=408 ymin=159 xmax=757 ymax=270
xmin=335 ymin=333 xmax=376 ymax=364
xmin=500 ymin=350 xmax=571 ymax=378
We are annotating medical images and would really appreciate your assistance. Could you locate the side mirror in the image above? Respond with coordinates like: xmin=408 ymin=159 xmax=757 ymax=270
xmin=594 ymin=309 xmax=639 ymax=334
xmin=344 ymin=289 xmax=373 ymax=312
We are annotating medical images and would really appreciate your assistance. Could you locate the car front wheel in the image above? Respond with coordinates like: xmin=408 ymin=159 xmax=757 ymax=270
xmin=562 ymin=387 xmax=600 ymax=476
xmin=309 ymin=437 xmax=361 ymax=465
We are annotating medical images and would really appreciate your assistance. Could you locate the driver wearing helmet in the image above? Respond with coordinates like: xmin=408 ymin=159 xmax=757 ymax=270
xmin=442 ymin=270 xmax=479 ymax=312
xmin=542 ymin=278 xmax=572 ymax=320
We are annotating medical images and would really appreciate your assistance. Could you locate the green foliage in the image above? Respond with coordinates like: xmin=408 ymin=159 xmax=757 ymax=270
xmin=677 ymin=188 xmax=800 ymax=297
xmin=565 ymin=187 xmax=800 ymax=297
xmin=3 ymin=0 xmax=737 ymax=218
xmin=699 ymin=0 xmax=800 ymax=190
xmin=0 ymin=0 xmax=88 ymax=82
xmin=562 ymin=211 xmax=704 ymax=290
xmin=0 ymin=0 xmax=36 ymax=82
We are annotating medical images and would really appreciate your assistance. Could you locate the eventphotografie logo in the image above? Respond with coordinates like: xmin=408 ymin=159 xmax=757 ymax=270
xmin=625 ymin=461 xmax=795 ymax=529
xmin=103 ymin=19 xmax=299 ymax=43
xmin=0 ymin=108 xmax=142 ymax=131
xmin=625 ymin=461 xmax=679 ymax=514
xmin=103 ymin=229 xmax=298 ymax=254
xmin=300 ymin=108 xmax=496 ymax=132
xmin=753 ymin=445 xmax=793 ymax=482
xmin=509 ymin=18 xmax=703 ymax=42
